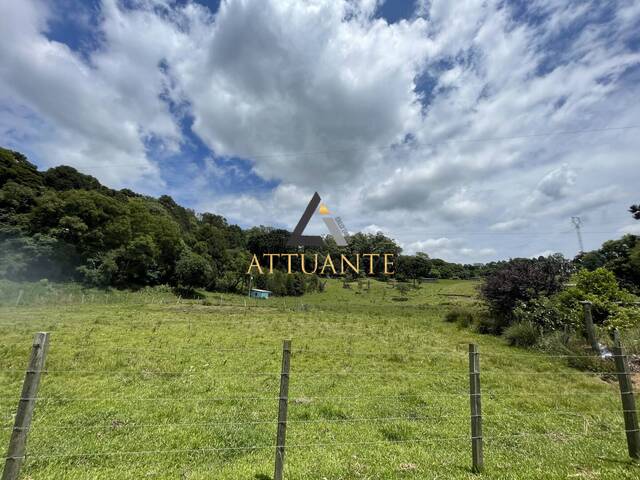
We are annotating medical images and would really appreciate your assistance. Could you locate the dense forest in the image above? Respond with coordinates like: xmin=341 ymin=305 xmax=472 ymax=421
xmin=0 ymin=147 xmax=489 ymax=295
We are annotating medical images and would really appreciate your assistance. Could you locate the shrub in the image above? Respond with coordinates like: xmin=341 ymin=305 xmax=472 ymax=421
xmin=607 ymin=306 xmax=640 ymax=330
xmin=575 ymin=234 xmax=640 ymax=294
xmin=536 ymin=330 xmax=612 ymax=372
xmin=285 ymin=272 xmax=305 ymax=296
xmin=175 ymin=250 xmax=213 ymax=289
xmin=480 ymin=254 xmax=572 ymax=323
xmin=266 ymin=270 xmax=287 ymax=296
xmin=444 ymin=307 xmax=474 ymax=325
xmin=503 ymin=321 xmax=541 ymax=347
xmin=513 ymin=297 xmax=575 ymax=331
xmin=554 ymin=268 xmax=639 ymax=330
xmin=473 ymin=311 xmax=502 ymax=334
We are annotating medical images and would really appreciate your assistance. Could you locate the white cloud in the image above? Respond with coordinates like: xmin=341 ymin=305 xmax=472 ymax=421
xmin=0 ymin=0 xmax=189 ymax=190
xmin=536 ymin=164 xmax=577 ymax=200
xmin=362 ymin=224 xmax=387 ymax=235
xmin=532 ymin=250 xmax=558 ymax=258
xmin=169 ymin=0 xmax=433 ymax=187
xmin=1 ymin=0 xmax=640 ymax=263
xmin=619 ymin=224 xmax=640 ymax=235
xmin=490 ymin=218 xmax=530 ymax=232
xmin=403 ymin=237 xmax=495 ymax=261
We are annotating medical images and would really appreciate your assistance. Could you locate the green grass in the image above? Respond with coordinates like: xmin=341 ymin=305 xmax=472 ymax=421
xmin=0 ymin=279 xmax=637 ymax=479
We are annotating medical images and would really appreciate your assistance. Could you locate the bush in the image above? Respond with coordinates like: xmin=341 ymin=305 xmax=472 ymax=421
xmin=444 ymin=307 xmax=474 ymax=325
xmin=286 ymin=272 xmax=306 ymax=296
xmin=537 ymin=330 xmax=613 ymax=372
xmin=503 ymin=321 xmax=541 ymax=347
xmin=175 ymin=250 xmax=213 ymax=289
xmin=607 ymin=306 xmax=640 ymax=330
xmin=554 ymin=268 xmax=639 ymax=330
xmin=513 ymin=297 xmax=574 ymax=331
xmin=480 ymin=254 xmax=572 ymax=323
xmin=473 ymin=311 xmax=502 ymax=334
xmin=575 ymin=234 xmax=640 ymax=295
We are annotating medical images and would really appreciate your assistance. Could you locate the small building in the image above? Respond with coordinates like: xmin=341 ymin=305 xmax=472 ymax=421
xmin=250 ymin=288 xmax=272 ymax=299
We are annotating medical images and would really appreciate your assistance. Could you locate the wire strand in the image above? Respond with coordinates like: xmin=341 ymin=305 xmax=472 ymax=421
xmin=9 ymin=430 xmax=632 ymax=461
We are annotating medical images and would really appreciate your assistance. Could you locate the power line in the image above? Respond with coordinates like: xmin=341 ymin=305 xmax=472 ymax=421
xmin=44 ymin=124 xmax=640 ymax=169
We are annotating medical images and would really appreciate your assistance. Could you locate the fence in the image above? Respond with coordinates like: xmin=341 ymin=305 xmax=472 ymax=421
xmin=1 ymin=330 xmax=639 ymax=479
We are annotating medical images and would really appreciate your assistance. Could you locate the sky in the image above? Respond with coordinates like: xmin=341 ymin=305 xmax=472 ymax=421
xmin=1 ymin=0 xmax=639 ymax=263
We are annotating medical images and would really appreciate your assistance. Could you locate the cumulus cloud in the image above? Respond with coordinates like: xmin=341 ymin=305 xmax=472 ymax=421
xmin=403 ymin=237 xmax=495 ymax=260
xmin=536 ymin=164 xmax=577 ymax=200
xmin=490 ymin=218 xmax=530 ymax=232
xmin=0 ymin=0 xmax=185 ymax=190
xmin=170 ymin=0 xmax=433 ymax=187
xmin=1 ymin=0 xmax=640 ymax=262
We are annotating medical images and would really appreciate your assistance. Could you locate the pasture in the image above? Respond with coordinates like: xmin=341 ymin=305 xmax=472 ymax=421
xmin=0 ymin=279 xmax=637 ymax=479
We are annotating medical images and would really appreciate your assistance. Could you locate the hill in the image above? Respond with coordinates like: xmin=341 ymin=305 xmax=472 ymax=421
xmin=0 ymin=147 xmax=488 ymax=292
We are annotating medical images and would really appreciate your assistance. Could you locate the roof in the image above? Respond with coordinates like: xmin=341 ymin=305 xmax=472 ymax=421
xmin=250 ymin=288 xmax=272 ymax=293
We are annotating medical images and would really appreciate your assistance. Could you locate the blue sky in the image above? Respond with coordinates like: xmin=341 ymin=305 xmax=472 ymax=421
xmin=1 ymin=0 xmax=640 ymax=262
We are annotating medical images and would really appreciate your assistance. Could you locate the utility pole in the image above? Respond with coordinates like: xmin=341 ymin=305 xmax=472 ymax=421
xmin=571 ymin=216 xmax=584 ymax=253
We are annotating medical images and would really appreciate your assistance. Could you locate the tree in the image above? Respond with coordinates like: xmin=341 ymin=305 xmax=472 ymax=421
xmin=43 ymin=166 xmax=101 ymax=191
xmin=553 ymin=268 xmax=638 ymax=329
xmin=0 ymin=148 xmax=43 ymax=189
xmin=0 ymin=228 xmax=79 ymax=281
xmin=0 ymin=182 xmax=38 ymax=218
xmin=396 ymin=253 xmax=430 ymax=281
xmin=112 ymin=236 xmax=160 ymax=286
xmin=630 ymin=204 xmax=640 ymax=220
xmin=246 ymin=227 xmax=290 ymax=258
xmin=480 ymin=254 xmax=572 ymax=327
xmin=285 ymin=272 xmax=305 ymax=296
xmin=175 ymin=250 xmax=213 ymax=290
xmin=1 ymin=145 xmax=503 ymax=294
xmin=576 ymin=235 xmax=640 ymax=294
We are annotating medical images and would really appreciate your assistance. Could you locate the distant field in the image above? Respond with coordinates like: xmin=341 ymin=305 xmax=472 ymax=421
xmin=0 ymin=279 xmax=637 ymax=479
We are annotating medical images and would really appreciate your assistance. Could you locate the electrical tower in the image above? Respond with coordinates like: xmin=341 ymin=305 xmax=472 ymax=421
xmin=571 ymin=216 xmax=584 ymax=253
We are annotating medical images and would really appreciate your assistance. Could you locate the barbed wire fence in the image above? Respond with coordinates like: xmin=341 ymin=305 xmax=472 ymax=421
xmin=0 ymin=331 xmax=639 ymax=479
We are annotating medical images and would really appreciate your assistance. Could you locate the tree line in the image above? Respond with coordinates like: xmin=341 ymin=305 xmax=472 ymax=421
xmin=1 ymin=147 xmax=484 ymax=294
xmin=474 ymin=207 xmax=640 ymax=343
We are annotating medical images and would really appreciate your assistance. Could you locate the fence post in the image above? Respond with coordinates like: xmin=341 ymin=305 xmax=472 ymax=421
xmin=2 ymin=332 xmax=50 ymax=480
xmin=580 ymin=301 xmax=600 ymax=355
xmin=274 ymin=339 xmax=291 ymax=480
xmin=468 ymin=343 xmax=483 ymax=473
xmin=612 ymin=330 xmax=640 ymax=459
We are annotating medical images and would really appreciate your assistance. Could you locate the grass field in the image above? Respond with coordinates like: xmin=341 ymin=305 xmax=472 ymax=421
xmin=0 ymin=279 xmax=638 ymax=479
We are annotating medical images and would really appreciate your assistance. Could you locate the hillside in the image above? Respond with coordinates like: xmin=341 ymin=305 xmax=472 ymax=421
xmin=0 ymin=147 xmax=490 ymax=293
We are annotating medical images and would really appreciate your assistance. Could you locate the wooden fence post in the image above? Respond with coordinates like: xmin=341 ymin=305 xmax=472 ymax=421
xmin=274 ymin=339 xmax=291 ymax=480
xmin=580 ymin=301 xmax=600 ymax=355
xmin=2 ymin=332 xmax=50 ymax=480
xmin=612 ymin=330 xmax=640 ymax=459
xmin=469 ymin=343 xmax=483 ymax=473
